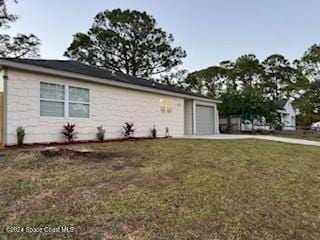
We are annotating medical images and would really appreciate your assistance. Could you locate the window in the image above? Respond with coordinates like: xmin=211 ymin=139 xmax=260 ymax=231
xmin=40 ymin=82 xmax=90 ymax=118
xmin=40 ymin=82 xmax=65 ymax=117
xmin=166 ymin=99 xmax=173 ymax=113
xmin=160 ymin=98 xmax=173 ymax=113
xmin=160 ymin=99 xmax=166 ymax=112
xmin=69 ymin=86 xmax=90 ymax=118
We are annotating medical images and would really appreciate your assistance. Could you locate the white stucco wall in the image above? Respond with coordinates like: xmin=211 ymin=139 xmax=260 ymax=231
xmin=5 ymin=69 xmax=185 ymax=144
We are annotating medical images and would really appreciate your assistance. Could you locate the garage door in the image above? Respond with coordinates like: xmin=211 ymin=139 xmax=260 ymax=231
xmin=196 ymin=105 xmax=214 ymax=135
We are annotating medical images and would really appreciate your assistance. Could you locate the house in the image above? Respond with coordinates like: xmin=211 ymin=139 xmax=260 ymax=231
xmin=0 ymin=58 xmax=221 ymax=145
xmin=275 ymin=99 xmax=296 ymax=131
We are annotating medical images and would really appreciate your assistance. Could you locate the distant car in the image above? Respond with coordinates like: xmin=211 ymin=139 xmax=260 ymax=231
xmin=311 ymin=121 xmax=320 ymax=130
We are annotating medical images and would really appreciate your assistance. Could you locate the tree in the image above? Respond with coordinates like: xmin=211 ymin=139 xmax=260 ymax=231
xmin=0 ymin=0 xmax=17 ymax=28
xmin=295 ymin=80 xmax=320 ymax=114
xmin=234 ymin=54 xmax=262 ymax=90
xmin=220 ymin=88 xmax=273 ymax=119
xmin=65 ymin=9 xmax=186 ymax=78
xmin=0 ymin=0 xmax=40 ymax=58
xmin=241 ymin=88 xmax=277 ymax=122
xmin=158 ymin=69 xmax=188 ymax=88
xmin=219 ymin=90 xmax=243 ymax=116
xmin=300 ymin=44 xmax=320 ymax=81
xmin=219 ymin=88 xmax=278 ymax=131
xmin=261 ymin=54 xmax=294 ymax=100
xmin=184 ymin=70 xmax=204 ymax=94
xmin=290 ymin=60 xmax=310 ymax=101
xmin=185 ymin=66 xmax=225 ymax=97
xmin=292 ymin=44 xmax=320 ymax=119
xmin=0 ymin=34 xmax=40 ymax=58
xmin=220 ymin=60 xmax=237 ymax=91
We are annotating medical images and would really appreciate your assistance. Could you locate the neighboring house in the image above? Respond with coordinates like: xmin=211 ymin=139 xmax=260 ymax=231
xmin=275 ymin=99 xmax=296 ymax=131
xmin=0 ymin=58 xmax=220 ymax=145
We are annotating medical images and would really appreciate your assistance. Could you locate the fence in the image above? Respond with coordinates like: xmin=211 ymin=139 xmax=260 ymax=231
xmin=219 ymin=116 xmax=241 ymax=132
xmin=220 ymin=115 xmax=271 ymax=133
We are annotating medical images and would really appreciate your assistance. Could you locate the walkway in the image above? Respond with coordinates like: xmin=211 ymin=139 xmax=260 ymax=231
xmin=179 ymin=134 xmax=320 ymax=147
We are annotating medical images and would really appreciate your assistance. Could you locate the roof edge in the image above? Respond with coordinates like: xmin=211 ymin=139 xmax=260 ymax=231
xmin=0 ymin=59 xmax=221 ymax=104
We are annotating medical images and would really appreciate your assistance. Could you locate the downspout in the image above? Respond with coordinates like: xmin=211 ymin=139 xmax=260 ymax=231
xmin=215 ymin=106 xmax=220 ymax=134
xmin=3 ymin=68 xmax=8 ymax=145
xmin=193 ymin=100 xmax=196 ymax=135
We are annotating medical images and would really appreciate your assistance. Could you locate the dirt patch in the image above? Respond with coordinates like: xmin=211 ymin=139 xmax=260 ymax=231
xmin=40 ymin=146 xmax=92 ymax=157
xmin=84 ymin=151 xmax=127 ymax=162
xmin=13 ymin=147 xmax=143 ymax=169
xmin=14 ymin=151 xmax=42 ymax=162
xmin=77 ymin=151 xmax=145 ymax=170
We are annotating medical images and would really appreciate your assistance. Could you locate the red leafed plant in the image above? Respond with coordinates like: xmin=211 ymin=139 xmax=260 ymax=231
xmin=62 ymin=123 xmax=78 ymax=142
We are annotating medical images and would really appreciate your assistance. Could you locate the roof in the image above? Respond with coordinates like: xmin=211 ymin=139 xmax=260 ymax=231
xmin=0 ymin=58 xmax=219 ymax=102
xmin=274 ymin=99 xmax=288 ymax=110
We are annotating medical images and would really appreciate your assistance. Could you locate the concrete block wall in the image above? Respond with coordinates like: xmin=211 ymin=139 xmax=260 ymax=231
xmin=5 ymin=69 xmax=185 ymax=144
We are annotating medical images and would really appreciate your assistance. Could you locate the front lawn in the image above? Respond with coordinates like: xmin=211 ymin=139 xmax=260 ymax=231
xmin=1 ymin=139 xmax=320 ymax=239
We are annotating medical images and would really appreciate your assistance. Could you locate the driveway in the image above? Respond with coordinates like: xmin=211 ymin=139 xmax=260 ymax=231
xmin=179 ymin=134 xmax=320 ymax=147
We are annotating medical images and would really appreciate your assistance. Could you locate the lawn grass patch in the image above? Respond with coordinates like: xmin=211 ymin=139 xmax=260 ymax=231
xmin=1 ymin=139 xmax=320 ymax=239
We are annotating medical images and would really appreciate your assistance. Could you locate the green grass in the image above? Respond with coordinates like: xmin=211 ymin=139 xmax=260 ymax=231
xmin=1 ymin=139 xmax=320 ymax=239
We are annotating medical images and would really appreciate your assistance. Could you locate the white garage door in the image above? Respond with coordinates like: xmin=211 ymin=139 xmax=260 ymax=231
xmin=196 ymin=105 xmax=215 ymax=135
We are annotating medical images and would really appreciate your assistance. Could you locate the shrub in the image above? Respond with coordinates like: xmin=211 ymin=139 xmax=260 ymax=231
xmin=123 ymin=122 xmax=135 ymax=138
xmin=275 ymin=123 xmax=284 ymax=131
xmin=150 ymin=125 xmax=157 ymax=138
xmin=297 ymin=114 xmax=320 ymax=127
xmin=16 ymin=126 xmax=25 ymax=145
xmin=96 ymin=125 xmax=106 ymax=142
xmin=62 ymin=123 xmax=78 ymax=142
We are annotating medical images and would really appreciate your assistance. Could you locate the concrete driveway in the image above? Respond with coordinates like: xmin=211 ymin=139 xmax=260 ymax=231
xmin=179 ymin=134 xmax=320 ymax=147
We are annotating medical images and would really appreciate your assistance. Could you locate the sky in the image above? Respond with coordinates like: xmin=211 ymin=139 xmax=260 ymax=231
xmin=5 ymin=0 xmax=320 ymax=72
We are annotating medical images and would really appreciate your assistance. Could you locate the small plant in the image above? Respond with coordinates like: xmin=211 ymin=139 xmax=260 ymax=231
xmin=165 ymin=127 xmax=170 ymax=138
xmin=96 ymin=125 xmax=106 ymax=142
xmin=16 ymin=126 xmax=25 ymax=145
xmin=62 ymin=123 xmax=78 ymax=142
xmin=123 ymin=122 xmax=135 ymax=138
xmin=150 ymin=125 xmax=157 ymax=138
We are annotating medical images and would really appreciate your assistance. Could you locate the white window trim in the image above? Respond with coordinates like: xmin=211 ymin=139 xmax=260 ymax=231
xmin=160 ymin=98 xmax=173 ymax=113
xmin=39 ymin=81 xmax=65 ymax=119
xmin=160 ymin=99 xmax=166 ymax=113
xmin=65 ymin=85 xmax=69 ymax=118
xmin=68 ymin=85 xmax=90 ymax=119
xmin=39 ymin=81 xmax=90 ymax=119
